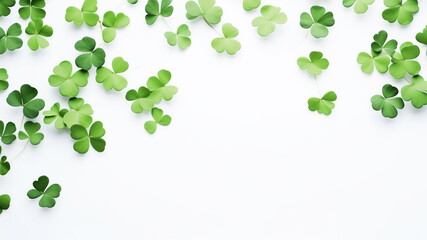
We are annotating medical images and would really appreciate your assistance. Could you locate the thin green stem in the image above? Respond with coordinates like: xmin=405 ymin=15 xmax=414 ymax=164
xmin=19 ymin=114 xmax=24 ymax=131
xmin=161 ymin=16 xmax=173 ymax=31
xmin=403 ymin=76 xmax=411 ymax=84
xmin=9 ymin=140 xmax=29 ymax=162
xmin=203 ymin=18 xmax=222 ymax=37
xmin=314 ymin=75 xmax=321 ymax=96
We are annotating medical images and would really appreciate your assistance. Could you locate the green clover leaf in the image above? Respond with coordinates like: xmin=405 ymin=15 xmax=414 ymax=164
xmin=18 ymin=121 xmax=44 ymax=145
xmin=382 ymin=0 xmax=418 ymax=25
xmin=25 ymin=19 xmax=53 ymax=51
xmin=0 ymin=0 xmax=15 ymax=17
xmin=145 ymin=0 xmax=173 ymax=25
xmin=186 ymin=0 xmax=223 ymax=25
xmin=147 ymin=69 xmax=178 ymax=101
xmin=43 ymin=103 xmax=68 ymax=129
xmin=389 ymin=42 xmax=420 ymax=79
xmin=300 ymin=5 xmax=335 ymax=38
xmin=128 ymin=0 xmax=138 ymax=4
xmin=65 ymin=0 xmax=99 ymax=26
xmin=371 ymin=84 xmax=404 ymax=118
xmin=0 ymin=194 xmax=10 ymax=214
xmin=401 ymin=75 xmax=427 ymax=108
xmin=415 ymin=26 xmax=427 ymax=46
xmin=19 ymin=0 xmax=45 ymax=20
xmin=48 ymin=61 xmax=89 ymax=98
xmin=102 ymin=11 xmax=130 ymax=43
xmin=371 ymin=30 xmax=397 ymax=56
xmin=297 ymin=51 xmax=329 ymax=76
xmin=0 ymin=121 xmax=16 ymax=145
xmin=357 ymin=51 xmax=390 ymax=74
xmin=343 ymin=0 xmax=375 ymax=14
xmin=308 ymin=91 xmax=337 ymax=115
xmin=63 ymin=98 xmax=93 ymax=128
xmin=212 ymin=23 xmax=241 ymax=55
xmin=252 ymin=5 xmax=287 ymax=37
xmin=0 ymin=146 xmax=10 ymax=176
xmin=96 ymin=57 xmax=129 ymax=91
xmin=70 ymin=121 xmax=106 ymax=154
xmin=0 ymin=68 xmax=9 ymax=91
xmin=243 ymin=0 xmax=260 ymax=11
xmin=144 ymin=107 xmax=172 ymax=134
xmin=27 ymin=176 xmax=61 ymax=208
xmin=125 ymin=86 xmax=162 ymax=113
xmin=6 ymin=84 xmax=45 ymax=119
xmin=0 ymin=23 xmax=23 ymax=54
xmin=75 ymin=37 xmax=106 ymax=70
xmin=164 ymin=24 xmax=192 ymax=49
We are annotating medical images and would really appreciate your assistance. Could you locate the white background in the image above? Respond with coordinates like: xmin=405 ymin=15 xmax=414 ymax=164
xmin=1 ymin=0 xmax=427 ymax=239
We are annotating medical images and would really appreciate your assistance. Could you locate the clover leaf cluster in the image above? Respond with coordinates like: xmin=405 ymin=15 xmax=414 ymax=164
xmin=300 ymin=6 xmax=335 ymax=38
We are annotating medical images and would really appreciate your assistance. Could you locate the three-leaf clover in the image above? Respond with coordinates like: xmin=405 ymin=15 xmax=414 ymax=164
xmin=75 ymin=37 xmax=106 ymax=70
xmin=19 ymin=0 xmax=45 ymax=20
xmin=18 ymin=121 xmax=44 ymax=145
xmin=389 ymin=42 xmax=420 ymax=79
xmin=0 ymin=68 xmax=9 ymax=91
xmin=0 ymin=146 xmax=10 ymax=176
xmin=371 ymin=84 xmax=404 ymax=118
xmin=43 ymin=103 xmax=68 ymax=129
xmin=0 ymin=121 xmax=16 ymax=145
xmin=0 ymin=0 xmax=15 ymax=17
xmin=125 ymin=86 xmax=162 ymax=113
xmin=0 ymin=23 xmax=23 ymax=54
xmin=243 ymin=0 xmax=260 ymax=11
xmin=144 ymin=108 xmax=172 ymax=134
xmin=382 ymin=0 xmax=419 ymax=25
xmin=102 ymin=11 xmax=130 ymax=43
xmin=70 ymin=121 xmax=106 ymax=154
xmin=357 ymin=51 xmax=390 ymax=74
xmin=25 ymin=19 xmax=53 ymax=51
xmin=164 ymin=24 xmax=192 ymax=49
xmin=147 ymin=69 xmax=178 ymax=101
xmin=252 ymin=5 xmax=287 ymax=37
xmin=145 ymin=0 xmax=173 ymax=25
xmin=401 ymin=75 xmax=427 ymax=108
xmin=96 ymin=57 xmax=129 ymax=91
xmin=0 ymin=194 xmax=10 ymax=214
xmin=48 ymin=61 xmax=89 ymax=98
xmin=371 ymin=30 xmax=397 ymax=56
xmin=308 ymin=91 xmax=337 ymax=115
xmin=186 ymin=0 xmax=223 ymax=25
xmin=300 ymin=6 xmax=335 ymax=38
xmin=63 ymin=98 xmax=93 ymax=128
xmin=27 ymin=176 xmax=61 ymax=208
xmin=211 ymin=23 xmax=241 ymax=55
xmin=65 ymin=0 xmax=99 ymax=26
xmin=7 ymin=84 xmax=45 ymax=118
xmin=343 ymin=0 xmax=375 ymax=14
xmin=297 ymin=51 xmax=329 ymax=76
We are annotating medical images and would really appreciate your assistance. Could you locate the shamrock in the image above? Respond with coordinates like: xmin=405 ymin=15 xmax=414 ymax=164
xmin=27 ymin=176 xmax=61 ymax=208
xmin=164 ymin=24 xmax=192 ymax=49
xmin=382 ymin=0 xmax=418 ymax=25
xmin=0 ymin=0 xmax=15 ymax=17
xmin=74 ymin=37 xmax=106 ymax=70
xmin=145 ymin=0 xmax=173 ymax=25
xmin=43 ymin=103 xmax=68 ymax=129
xmin=300 ymin=6 xmax=335 ymax=38
xmin=48 ymin=61 xmax=89 ymax=98
xmin=297 ymin=51 xmax=329 ymax=76
xmin=25 ymin=19 xmax=53 ymax=51
xmin=371 ymin=30 xmax=397 ymax=56
xmin=371 ymin=84 xmax=404 ymax=118
xmin=70 ymin=121 xmax=106 ymax=154
xmin=144 ymin=108 xmax=172 ymax=134
xmin=7 ymin=84 xmax=45 ymax=119
xmin=357 ymin=51 xmax=390 ymax=74
xmin=252 ymin=5 xmax=287 ymax=37
xmin=102 ymin=11 xmax=130 ymax=43
xmin=147 ymin=69 xmax=178 ymax=101
xmin=308 ymin=91 xmax=337 ymax=115
xmin=18 ymin=121 xmax=44 ymax=145
xmin=0 ymin=146 xmax=10 ymax=176
xmin=243 ymin=0 xmax=260 ymax=11
xmin=19 ymin=0 xmax=45 ymax=20
xmin=96 ymin=57 xmax=129 ymax=91
xmin=389 ymin=42 xmax=420 ymax=79
xmin=65 ymin=0 xmax=99 ymax=26
xmin=401 ymin=75 xmax=427 ymax=108
xmin=186 ymin=0 xmax=223 ymax=25
xmin=0 ymin=23 xmax=23 ymax=54
xmin=415 ymin=26 xmax=427 ymax=46
xmin=343 ymin=0 xmax=375 ymax=14
xmin=126 ymin=86 xmax=162 ymax=113
xmin=63 ymin=98 xmax=93 ymax=128
xmin=0 ymin=194 xmax=10 ymax=214
xmin=0 ymin=121 xmax=16 ymax=145
xmin=0 ymin=68 xmax=9 ymax=91
xmin=211 ymin=23 xmax=241 ymax=55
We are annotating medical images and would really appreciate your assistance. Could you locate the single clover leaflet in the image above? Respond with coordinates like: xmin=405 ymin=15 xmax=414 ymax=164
xmin=18 ymin=0 xmax=46 ymax=20
xmin=145 ymin=0 xmax=173 ymax=25
xmin=212 ymin=23 xmax=241 ymax=55
xmin=308 ymin=91 xmax=337 ymax=116
xmin=243 ymin=0 xmax=260 ymax=11
xmin=0 ymin=121 xmax=16 ymax=145
xmin=401 ymin=75 xmax=427 ymax=108
xmin=0 ymin=23 xmax=23 ymax=54
xmin=128 ymin=0 xmax=138 ymax=4
xmin=0 ymin=68 xmax=9 ymax=91
xmin=43 ymin=103 xmax=68 ymax=129
xmin=96 ymin=57 xmax=129 ymax=91
xmin=371 ymin=30 xmax=397 ymax=56
xmin=252 ymin=5 xmax=287 ymax=37
xmin=102 ymin=11 xmax=130 ymax=43
xmin=74 ymin=37 xmax=106 ymax=71
xmin=18 ymin=121 xmax=44 ymax=145
xmin=63 ymin=98 xmax=94 ymax=128
xmin=343 ymin=0 xmax=375 ymax=14
xmin=186 ymin=0 xmax=223 ymax=25
xmin=164 ymin=24 xmax=192 ymax=49
xmin=65 ymin=0 xmax=99 ymax=26
xmin=0 ymin=146 xmax=10 ymax=176
xmin=144 ymin=108 xmax=172 ymax=134
xmin=389 ymin=42 xmax=420 ymax=79
xmin=0 ymin=0 xmax=15 ymax=17
xmin=0 ymin=194 xmax=10 ymax=214
xmin=415 ymin=26 xmax=427 ymax=46
xmin=297 ymin=51 xmax=329 ymax=76
xmin=126 ymin=86 xmax=162 ymax=113
xmin=27 ymin=176 xmax=61 ymax=208
xmin=382 ymin=0 xmax=419 ymax=25
xmin=300 ymin=5 xmax=335 ymax=38
xmin=371 ymin=84 xmax=404 ymax=118
xmin=357 ymin=51 xmax=390 ymax=74
xmin=48 ymin=61 xmax=89 ymax=98
xmin=147 ymin=69 xmax=178 ymax=101
xmin=70 ymin=121 xmax=106 ymax=154
xmin=25 ymin=19 xmax=53 ymax=51
xmin=6 ymin=84 xmax=45 ymax=119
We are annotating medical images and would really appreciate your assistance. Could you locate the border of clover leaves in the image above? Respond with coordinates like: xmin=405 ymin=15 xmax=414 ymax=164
xmin=0 ymin=0 xmax=424 ymax=214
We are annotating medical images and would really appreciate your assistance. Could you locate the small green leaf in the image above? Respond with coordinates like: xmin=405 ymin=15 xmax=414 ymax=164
xmin=243 ymin=0 xmax=260 ymax=11
xmin=19 ymin=0 xmax=46 ymax=20
xmin=300 ymin=5 xmax=335 ymax=38
xmin=252 ymin=5 xmax=287 ymax=37
xmin=0 ymin=0 xmax=15 ymax=17
xmin=343 ymin=0 xmax=375 ymax=14
xmin=96 ymin=57 xmax=129 ymax=91
xmin=308 ymin=91 xmax=337 ymax=115
xmin=212 ymin=23 xmax=241 ymax=55
xmin=144 ymin=107 xmax=172 ymax=134
xmin=75 ymin=37 xmax=106 ymax=70
xmin=382 ymin=0 xmax=418 ymax=25
xmin=102 ymin=11 xmax=130 ymax=43
xmin=65 ymin=0 xmax=99 ymax=26
xmin=0 ymin=23 xmax=23 ymax=54
xmin=297 ymin=51 xmax=329 ymax=76
xmin=389 ymin=42 xmax=420 ymax=79
xmin=185 ymin=0 xmax=223 ymax=25
xmin=146 ymin=69 xmax=178 ymax=101
xmin=357 ymin=51 xmax=390 ymax=74
xmin=63 ymin=98 xmax=94 ymax=128
xmin=0 ymin=68 xmax=9 ymax=91
xmin=0 ymin=146 xmax=10 ymax=176
xmin=70 ymin=121 xmax=106 ymax=154
xmin=0 ymin=194 xmax=11 ymax=214
xmin=43 ymin=103 xmax=68 ymax=129
xmin=145 ymin=0 xmax=173 ymax=25
xmin=48 ymin=61 xmax=88 ymax=98
xmin=401 ymin=75 xmax=427 ymax=108
xmin=371 ymin=84 xmax=404 ymax=118
xmin=0 ymin=121 xmax=16 ymax=145
xmin=25 ymin=19 xmax=53 ymax=51
xmin=18 ymin=121 xmax=44 ymax=145
xmin=164 ymin=24 xmax=192 ymax=49
xmin=6 ymin=84 xmax=45 ymax=118
xmin=27 ymin=176 xmax=61 ymax=208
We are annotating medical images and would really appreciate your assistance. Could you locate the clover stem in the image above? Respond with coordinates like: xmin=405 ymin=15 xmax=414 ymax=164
xmin=203 ymin=18 xmax=222 ymax=37
xmin=314 ymin=75 xmax=321 ymax=96
xmin=19 ymin=114 xmax=24 ymax=131
xmin=403 ymin=76 xmax=411 ymax=84
xmin=9 ymin=140 xmax=29 ymax=162
xmin=297 ymin=31 xmax=309 ymax=48
xmin=160 ymin=16 xmax=173 ymax=31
